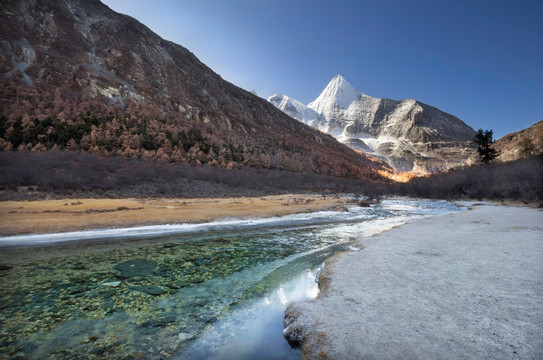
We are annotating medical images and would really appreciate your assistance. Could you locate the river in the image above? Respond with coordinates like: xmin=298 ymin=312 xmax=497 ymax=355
xmin=0 ymin=198 xmax=464 ymax=359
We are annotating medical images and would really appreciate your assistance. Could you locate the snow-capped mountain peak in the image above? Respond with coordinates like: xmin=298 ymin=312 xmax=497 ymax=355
xmin=268 ymin=74 xmax=477 ymax=172
xmin=308 ymin=74 xmax=362 ymax=113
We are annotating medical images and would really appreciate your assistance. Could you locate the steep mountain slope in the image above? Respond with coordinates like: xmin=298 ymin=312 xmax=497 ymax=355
xmin=0 ymin=0 xmax=391 ymax=181
xmin=493 ymin=120 xmax=543 ymax=161
xmin=269 ymin=75 xmax=477 ymax=172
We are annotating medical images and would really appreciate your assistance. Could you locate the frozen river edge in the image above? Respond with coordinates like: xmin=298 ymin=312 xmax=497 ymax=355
xmin=284 ymin=203 xmax=543 ymax=359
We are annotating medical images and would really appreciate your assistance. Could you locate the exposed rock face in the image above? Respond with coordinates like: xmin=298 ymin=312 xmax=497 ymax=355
xmin=0 ymin=0 xmax=392 ymax=180
xmin=493 ymin=120 xmax=543 ymax=162
xmin=269 ymin=75 xmax=477 ymax=172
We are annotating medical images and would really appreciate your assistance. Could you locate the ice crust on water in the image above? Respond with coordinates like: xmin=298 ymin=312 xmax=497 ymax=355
xmin=0 ymin=199 xmax=464 ymax=246
xmin=175 ymin=199 xmax=465 ymax=359
xmin=0 ymin=210 xmax=342 ymax=246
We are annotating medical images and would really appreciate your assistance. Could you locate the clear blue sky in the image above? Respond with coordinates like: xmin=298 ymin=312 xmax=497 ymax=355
xmin=102 ymin=0 xmax=542 ymax=138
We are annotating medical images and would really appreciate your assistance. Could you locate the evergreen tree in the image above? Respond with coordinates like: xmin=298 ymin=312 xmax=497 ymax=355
xmin=474 ymin=129 xmax=498 ymax=163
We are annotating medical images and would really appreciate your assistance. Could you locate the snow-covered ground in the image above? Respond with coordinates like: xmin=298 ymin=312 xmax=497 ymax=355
xmin=285 ymin=203 xmax=543 ymax=359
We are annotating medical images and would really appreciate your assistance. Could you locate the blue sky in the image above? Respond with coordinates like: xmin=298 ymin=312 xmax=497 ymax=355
xmin=102 ymin=0 xmax=543 ymax=138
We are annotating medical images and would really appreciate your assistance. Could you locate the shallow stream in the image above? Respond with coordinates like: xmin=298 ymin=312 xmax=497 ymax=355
xmin=0 ymin=199 xmax=464 ymax=359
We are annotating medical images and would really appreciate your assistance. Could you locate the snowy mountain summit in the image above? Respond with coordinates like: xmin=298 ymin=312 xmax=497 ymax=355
xmin=308 ymin=74 xmax=362 ymax=113
xmin=268 ymin=75 xmax=476 ymax=172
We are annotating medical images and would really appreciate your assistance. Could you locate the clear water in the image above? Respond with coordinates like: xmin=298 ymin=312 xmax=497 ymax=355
xmin=0 ymin=199 xmax=464 ymax=359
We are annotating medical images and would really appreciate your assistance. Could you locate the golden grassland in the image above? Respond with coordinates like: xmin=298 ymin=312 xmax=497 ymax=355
xmin=0 ymin=195 xmax=355 ymax=236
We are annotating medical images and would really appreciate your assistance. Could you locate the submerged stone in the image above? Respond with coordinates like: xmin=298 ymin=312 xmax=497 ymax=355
xmin=90 ymin=346 xmax=105 ymax=355
xmin=102 ymin=289 xmax=116 ymax=298
xmin=131 ymin=285 xmax=166 ymax=296
xmin=161 ymin=311 xmax=178 ymax=324
xmin=114 ymin=259 xmax=157 ymax=278
xmin=177 ymin=332 xmax=196 ymax=342
xmin=69 ymin=287 xmax=86 ymax=296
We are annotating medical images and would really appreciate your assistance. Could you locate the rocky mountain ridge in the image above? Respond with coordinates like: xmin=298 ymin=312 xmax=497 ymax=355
xmin=493 ymin=120 xmax=543 ymax=161
xmin=269 ymin=75 xmax=477 ymax=172
xmin=0 ymin=0 xmax=392 ymax=181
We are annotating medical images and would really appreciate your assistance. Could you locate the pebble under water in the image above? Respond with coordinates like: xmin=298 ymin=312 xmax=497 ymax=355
xmin=0 ymin=199 xmax=464 ymax=359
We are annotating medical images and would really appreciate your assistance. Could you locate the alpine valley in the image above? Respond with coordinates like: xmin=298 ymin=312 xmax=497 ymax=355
xmin=0 ymin=0 xmax=392 ymax=183
xmin=1 ymin=2 xmax=542 ymax=360
xmin=269 ymin=75 xmax=478 ymax=172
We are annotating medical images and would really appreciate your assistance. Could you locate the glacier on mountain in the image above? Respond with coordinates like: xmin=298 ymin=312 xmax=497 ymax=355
xmin=268 ymin=75 xmax=476 ymax=172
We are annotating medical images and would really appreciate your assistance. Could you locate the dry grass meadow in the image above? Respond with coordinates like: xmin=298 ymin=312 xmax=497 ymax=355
xmin=0 ymin=194 xmax=354 ymax=236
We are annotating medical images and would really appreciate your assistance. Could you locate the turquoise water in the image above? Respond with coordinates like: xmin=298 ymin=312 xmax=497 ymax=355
xmin=0 ymin=199 xmax=464 ymax=359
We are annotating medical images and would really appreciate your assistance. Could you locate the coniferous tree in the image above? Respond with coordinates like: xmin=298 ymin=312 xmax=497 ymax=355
xmin=474 ymin=129 xmax=498 ymax=163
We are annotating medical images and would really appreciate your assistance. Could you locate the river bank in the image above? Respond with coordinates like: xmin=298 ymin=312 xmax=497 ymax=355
xmin=0 ymin=198 xmax=464 ymax=359
xmin=0 ymin=194 xmax=354 ymax=237
xmin=284 ymin=203 xmax=543 ymax=359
